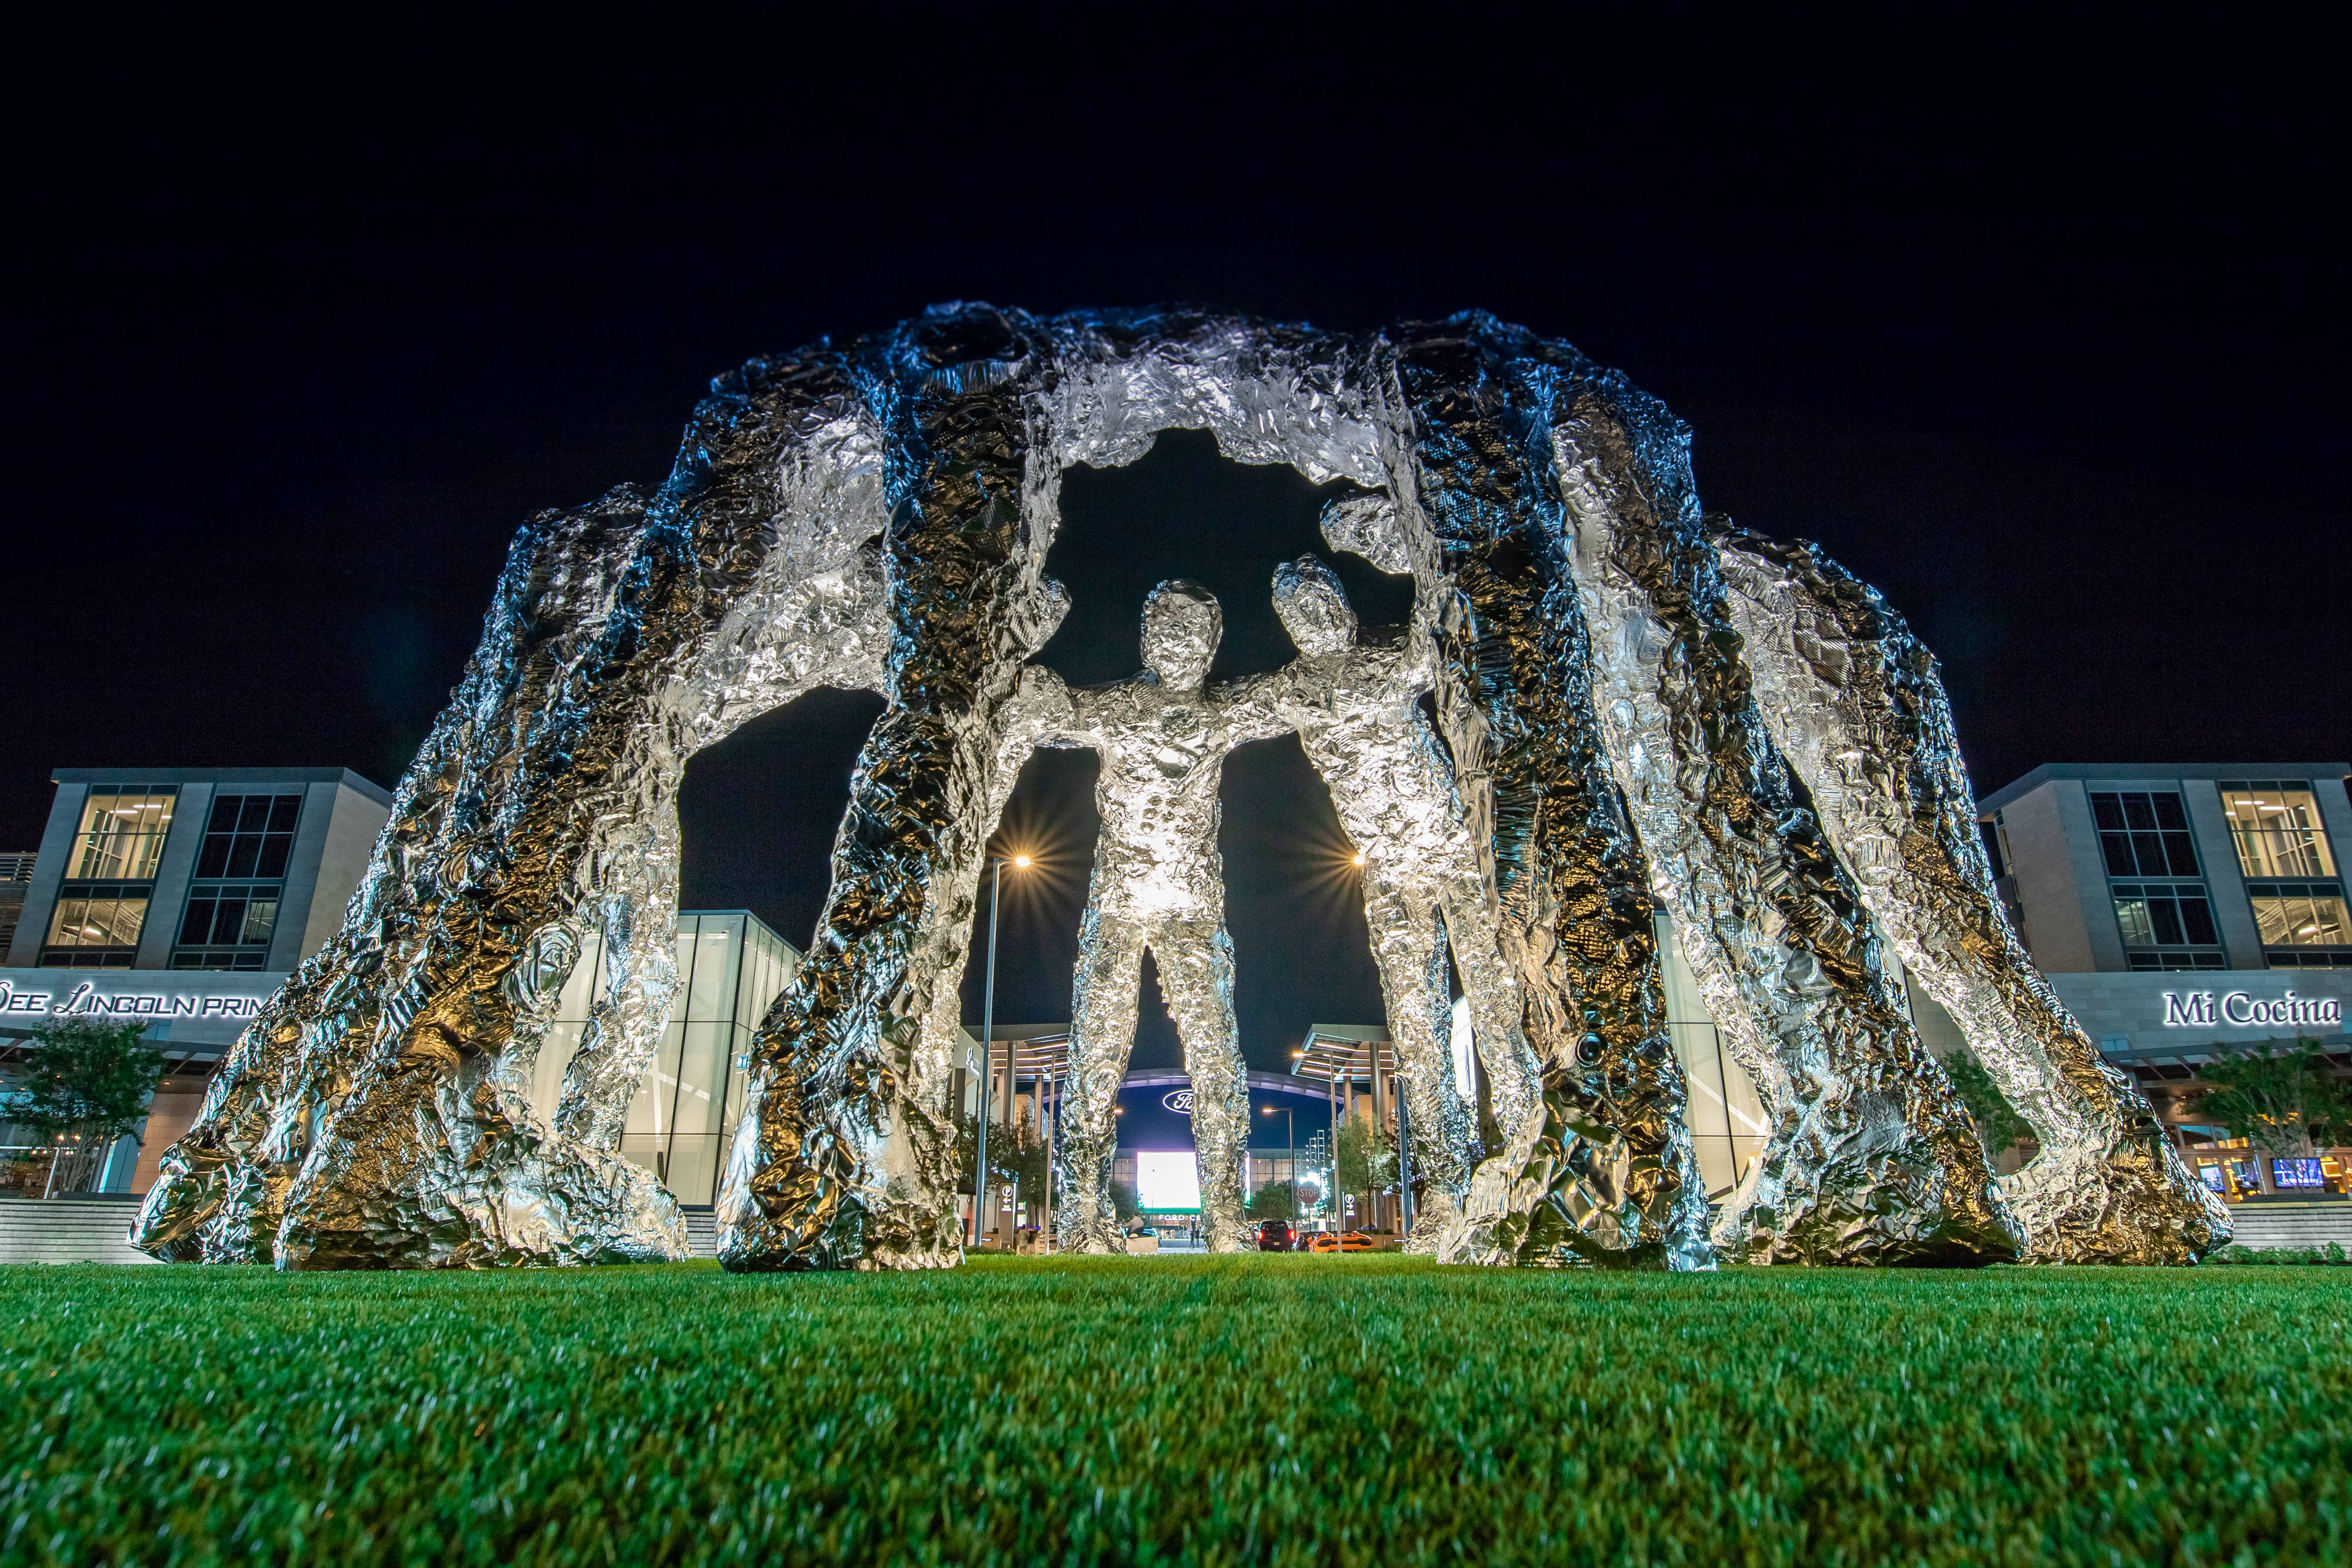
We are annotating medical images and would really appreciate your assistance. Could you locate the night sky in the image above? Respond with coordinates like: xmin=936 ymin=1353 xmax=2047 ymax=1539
xmin=9 ymin=15 xmax=2342 ymax=1072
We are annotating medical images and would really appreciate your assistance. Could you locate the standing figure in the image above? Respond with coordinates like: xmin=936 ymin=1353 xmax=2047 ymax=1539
xmin=1021 ymin=581 xmax=1292 ymax=1253
xmin=1270 ymin=556 xmax=1546 ymax=1249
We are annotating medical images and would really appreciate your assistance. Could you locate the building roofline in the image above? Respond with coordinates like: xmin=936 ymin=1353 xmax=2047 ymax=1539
xmin=1977 ymin=763 xmax=2352 ymax=817
xmin=50 ymin=767 xmax=397 ymax=808
xmin=677 ymin=908 xmax=802 ymax=961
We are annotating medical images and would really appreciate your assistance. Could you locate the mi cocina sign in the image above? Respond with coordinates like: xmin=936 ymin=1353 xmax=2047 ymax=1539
xmin=0 ymin=978 xmax=268 ymax=1020
xmin=2161 ymin=989 xmax=2344 ymax=1029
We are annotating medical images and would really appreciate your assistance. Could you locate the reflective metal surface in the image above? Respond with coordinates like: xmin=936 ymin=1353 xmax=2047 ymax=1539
xmin=133 ymin=305 xmax=2216 ymax=1271
xmin=1016 ymin=587 xmax=1285 ymax=1255
xmin=1542 ymin=349 xmax=2024 ymax=1266
xmin=1269 ymin=556 xmax=1505 ymax=1252
xmin=1712 ymin=529 xmax=2230 ymax=1262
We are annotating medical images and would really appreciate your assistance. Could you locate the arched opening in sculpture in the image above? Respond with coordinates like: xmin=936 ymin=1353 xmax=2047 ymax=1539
xmin=130 ymin=306 xmax=2230 ymax=1274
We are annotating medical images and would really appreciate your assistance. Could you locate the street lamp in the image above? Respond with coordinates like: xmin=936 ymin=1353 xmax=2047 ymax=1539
xmin=971 ymin=849 xmax=1030 ymax=1248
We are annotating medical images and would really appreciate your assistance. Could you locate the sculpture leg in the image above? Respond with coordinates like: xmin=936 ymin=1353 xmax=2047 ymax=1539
xmin=1059 ymin=902 xmax=1144 ymax=1254
xmin=1434 ymin=878 xmax=1544 ymax=1146
xmin=1361 ymin=884 xmax=1476 ymax=1252
xmin=1151 ymin=917 xmax=1251 ymax=1252
xmin=1547 ymin=393 xmax=2020 ymax=1266
xmin=1392 ymin=323 xmax=1712 ymax=1270
xmin=1713 ymin=529 xmax=2229 ymax=1262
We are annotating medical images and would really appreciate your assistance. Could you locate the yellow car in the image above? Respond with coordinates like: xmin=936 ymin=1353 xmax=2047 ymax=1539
xmin=1308 ymin=1231 xmax=1375 ymax=1254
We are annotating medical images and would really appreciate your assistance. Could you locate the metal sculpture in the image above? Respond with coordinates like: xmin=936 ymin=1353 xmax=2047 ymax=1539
xmin=128 ymin=305 xmax=2224 ymax=1271
xmin=1014 ymin=584 xmax=1288 ymax=1255
xmin=1268 ymin=556 xmax=1546 ymax=1252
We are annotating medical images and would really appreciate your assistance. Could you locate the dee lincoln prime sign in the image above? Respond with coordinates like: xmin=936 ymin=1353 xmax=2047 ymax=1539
xmin=0 ymin=975 xmax=271 ymax=1022
xmin=0 ymin=968 xmax=286 ymax=1060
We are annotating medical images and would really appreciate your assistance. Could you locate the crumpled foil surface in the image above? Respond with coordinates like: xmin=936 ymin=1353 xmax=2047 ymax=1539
xmin=1385 ymin=324 xmax=1715 ymax=1270
xmin=1269 ymin=556 xmax=1495 ymax=1252
xmin=1008 ymin=590 xmax=1288 ymax=1255
xmin=135 ymin=304 xmax=2216 ymax=1270
xmin=1712 ymin=529 xmax=2230 ymax=1262
xmin=1542 ymin=350 xmax=2024 ymax=1265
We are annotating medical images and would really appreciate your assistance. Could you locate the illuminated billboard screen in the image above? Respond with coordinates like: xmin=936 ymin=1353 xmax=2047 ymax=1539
xmin=1134 ymin=1150 xmax=1201 ymax=1212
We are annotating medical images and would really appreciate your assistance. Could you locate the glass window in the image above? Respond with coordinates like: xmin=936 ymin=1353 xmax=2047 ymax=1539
xmin=172 ymin=882 xmax=281 ymax=969
xmin=2124 ymin=951 xmax=2229 ymax=972
xmin=69 ymin=788 xmax=177 ymax=880
xmin=2090 ymin=791 xmax=2200 ymax=878
xmin=195 ymin=793 xmax=302 ymax=880
xmin=2247 ymin=882 xmax=2350 ymax=947
xmin=2220 ymin=783 xmax=2337 ymax=879
xmin=42 ymin=885 xmax=148 ymax=965
xmin=175 ymin=792 xmax=300 ymax=969
xmin=2112 ymin=882 xmax=2220 ymax=948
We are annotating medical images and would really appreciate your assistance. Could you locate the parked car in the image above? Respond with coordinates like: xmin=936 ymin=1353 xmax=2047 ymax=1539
xmin=1256 ymin=1219 xmax=1294 ymax=1252
xmin=1311 ymin=1230 xmax=1374 ymax=1253
xmin=1307 ymin=1231 xmax=1340 ymax=1254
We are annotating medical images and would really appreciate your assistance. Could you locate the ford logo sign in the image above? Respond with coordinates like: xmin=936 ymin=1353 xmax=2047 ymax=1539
xmin=1161 ymin=1089 xmax=1195 ymax=1115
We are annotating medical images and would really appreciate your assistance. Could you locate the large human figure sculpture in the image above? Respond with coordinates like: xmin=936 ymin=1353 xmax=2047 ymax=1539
xmin=1269 ymin=556 xmax=1544 ymax=1249
xmin=1018 ymin=581 xmax=1289 ymax=1253
xmin=129 ymin=305 xmax=2224 ymax=1272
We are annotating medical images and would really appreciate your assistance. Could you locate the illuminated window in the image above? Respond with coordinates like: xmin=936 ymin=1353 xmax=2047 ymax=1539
xmin=2245 ymin=880 xmax=2352 ymax=968
xmin=195 ymin=794 xmax=302 ymax=879
xmin=69 ymin=788 xmax=176 ymax=880
xmin=2112 ymin=882 xmax=2224 ymax=971
xmin=2090 ymin=792 xmax=2200 ymax=877
xmin=170 ymin=884 xmax=280 ymax=971
xmin=2220 ymin=782 xmax=2336 ymax=879
xmin=41 ymin=885 xmax=147 ymax=967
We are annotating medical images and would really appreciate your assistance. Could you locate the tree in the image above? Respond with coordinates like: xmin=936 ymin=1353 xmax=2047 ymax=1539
xmin=1108 ymin=1179 xmax=1139 ymax=1225
xmin=1940 ymin=1051 xmax=2034 ymax=1158
xmin=951 ymin=1109 xmax=1055 ymax=1218
xmin=2196 ymin=1040 xmax=2352 ymax=1162
xmin=1332 ymin=1114 xmax=1395 ymax=1222
xmin=8 ymin=1018 xmax=167 ymax=1195
xmin=1247 ymin=1180 xmax=1296 ymax=1222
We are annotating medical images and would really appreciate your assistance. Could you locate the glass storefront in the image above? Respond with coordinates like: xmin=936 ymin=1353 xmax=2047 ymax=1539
xmin=1658 ymin=916 xmax=1769 ymax=1199
xmin=526 ymin=911 xmax=800 ymax=1206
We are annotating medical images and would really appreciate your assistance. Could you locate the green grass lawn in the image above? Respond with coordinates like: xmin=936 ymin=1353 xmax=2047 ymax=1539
xmin=5 ymin=1256 xmax=2347 ymax=1566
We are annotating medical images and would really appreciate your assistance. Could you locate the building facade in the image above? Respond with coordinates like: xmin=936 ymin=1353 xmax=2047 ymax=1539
xmin=1 ymin=768 xmax=396 ymax=1192
xmin=520 ymin=909 xmax=800 ymax=1209
xmin=1979 ymin=765 xmax=2352 ymax=1196
xmin=6 ymin=768 xmax=395 ymax=976
xmin=0 ymin=765 xmax=804 ymax=1208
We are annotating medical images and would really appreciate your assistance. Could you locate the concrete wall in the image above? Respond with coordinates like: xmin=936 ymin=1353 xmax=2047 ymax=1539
xmin=1998 ymin=781 xmax=2099 ymax=974
xmin=6 ymin=783 xmax=86 ymax=967
xmin=295 ymin=781 xmax=390 ymax=963
xmin=2050 ymin=968 xmax=2351 ymax=1058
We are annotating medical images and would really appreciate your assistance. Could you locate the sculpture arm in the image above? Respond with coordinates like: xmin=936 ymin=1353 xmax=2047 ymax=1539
xmin=1210 ymin=669 xmax=1302 ymax=747
xmin=1006 ymin=665 xmax=1100 ymax=749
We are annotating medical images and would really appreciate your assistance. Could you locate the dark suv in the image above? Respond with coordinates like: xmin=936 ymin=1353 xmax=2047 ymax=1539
xmin=1256 ymin=1219 xmax=1294 ymax=1252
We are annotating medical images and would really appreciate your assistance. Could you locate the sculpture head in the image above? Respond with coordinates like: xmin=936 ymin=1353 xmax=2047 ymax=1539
xmin=1272 ymin=556 xmax=1356 ymax=657
xmin=1141 ymin=580 xmax=1222 ymax=691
